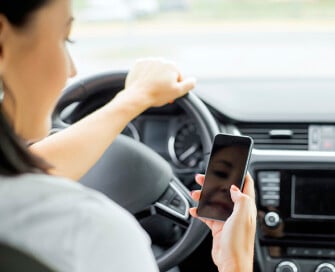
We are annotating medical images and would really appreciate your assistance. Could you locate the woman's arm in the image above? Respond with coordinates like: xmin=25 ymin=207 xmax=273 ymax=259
xmin=30 ymin=59 xmax=195 ymax=180
xmin=190 ymin=173 xmax=257 ymax=272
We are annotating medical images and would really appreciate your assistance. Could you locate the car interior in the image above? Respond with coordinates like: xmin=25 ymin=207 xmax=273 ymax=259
xmin=51 ymin=71 xmax=335 ymax=272
xmin=3 ymin=1 xmax=335 ymax=272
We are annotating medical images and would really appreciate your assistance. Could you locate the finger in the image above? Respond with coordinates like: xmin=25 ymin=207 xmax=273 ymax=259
xmin=177 ymin=77 xmax=196 ymax=94
xmin=190 ymin=190 xmax=201 ymax=202
xmin=195 ymin=174 xmax=205 ymax=186
xmin=230 ymin=185 xmax=250 ymax=221
xmin=230 ymin=185 xmax=243 ymax=205
xmin=189 ymin=207 xmax=198 ymax=218
xmin=230 ymin=184 xmax=257 ymax=220
xmin=242 ymin=173 xmax=256 ymax=201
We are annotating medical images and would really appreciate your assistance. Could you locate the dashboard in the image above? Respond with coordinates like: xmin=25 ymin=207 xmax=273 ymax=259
xmin=122 ymin=78 xmax=335 ymax=272
xmin=197 ymin=78 xmax=335 ymax=272
xmin=60 ymin=76 xmax=335 ymax=272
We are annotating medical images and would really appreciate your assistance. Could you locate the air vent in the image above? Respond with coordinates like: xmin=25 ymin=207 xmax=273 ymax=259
xmin=237 ymin=124 xmax=308 ymax=150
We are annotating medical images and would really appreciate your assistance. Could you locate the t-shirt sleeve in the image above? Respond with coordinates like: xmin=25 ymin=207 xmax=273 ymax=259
xmin=74 ymin=196 xmax=159 ymax=272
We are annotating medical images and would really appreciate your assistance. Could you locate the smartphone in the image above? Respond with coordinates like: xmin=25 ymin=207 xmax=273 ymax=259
xmin=197 ymin=133 xmax=253 ymax=221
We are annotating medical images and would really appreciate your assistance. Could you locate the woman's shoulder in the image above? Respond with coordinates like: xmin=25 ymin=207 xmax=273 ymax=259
xmin=0 ymin=173 xmax=132 ymax=218
xmin=0 ymin=173 xmax=154 ymax=271
xmin=0 ymin=173 xmax=109 ymax=203
xmin=0 ymin=172 xmax=91 ymax=192
xmin=0 ymin=173 xmax=146 ymax=234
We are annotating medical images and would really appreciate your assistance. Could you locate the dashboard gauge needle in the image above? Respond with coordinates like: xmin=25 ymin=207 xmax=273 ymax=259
xmin=179 ymin=144 xmax=199 ymax=162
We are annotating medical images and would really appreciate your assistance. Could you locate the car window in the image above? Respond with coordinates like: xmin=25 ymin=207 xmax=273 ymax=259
xmin=71 ymin=0 xmax=335 ymax=81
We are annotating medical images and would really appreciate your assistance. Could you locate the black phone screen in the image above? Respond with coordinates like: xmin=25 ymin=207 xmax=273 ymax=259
xmin=197 ymin=134 xmax=253 ymax=221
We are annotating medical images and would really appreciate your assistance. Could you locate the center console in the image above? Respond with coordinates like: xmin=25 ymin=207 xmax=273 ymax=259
xmin=251 ymin=162 xmax=335 ymax=272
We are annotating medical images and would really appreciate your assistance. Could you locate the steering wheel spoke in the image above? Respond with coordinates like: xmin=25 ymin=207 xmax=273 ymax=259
xmin=155 ymin=179 xmax=191 ymax=222
xmin=134 ymin=178 xmax=192 ymax=228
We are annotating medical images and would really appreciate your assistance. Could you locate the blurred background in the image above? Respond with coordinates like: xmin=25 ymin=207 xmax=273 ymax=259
xmin=70 ymin=0 xmax=335 ymax=81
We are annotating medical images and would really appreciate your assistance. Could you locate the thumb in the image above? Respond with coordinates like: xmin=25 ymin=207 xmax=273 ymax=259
xmin=230 ymin=185 xmax=242 ymax=204
xmin=229 ymin=185 xmax=245 ymax=218
xmin=230 ymin=185 xmax=254 ymax=219
xmin=177 ymin=77 xmax=197 ymax=94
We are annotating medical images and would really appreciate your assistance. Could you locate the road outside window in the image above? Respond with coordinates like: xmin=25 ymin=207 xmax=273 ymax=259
xmin=70 ymin=0 xmax=335 ymax=81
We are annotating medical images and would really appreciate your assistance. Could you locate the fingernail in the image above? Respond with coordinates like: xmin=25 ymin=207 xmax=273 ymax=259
xmin=231 ymin=185 xmax=239 ymax=192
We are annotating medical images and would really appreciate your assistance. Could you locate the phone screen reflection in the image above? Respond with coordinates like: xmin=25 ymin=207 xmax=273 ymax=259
xmin=197 ymin=144 xmax=250 ymax=221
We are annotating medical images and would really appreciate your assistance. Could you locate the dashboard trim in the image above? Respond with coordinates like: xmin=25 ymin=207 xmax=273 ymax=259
xmin=251 ymin=149 xmax=335 ymax=164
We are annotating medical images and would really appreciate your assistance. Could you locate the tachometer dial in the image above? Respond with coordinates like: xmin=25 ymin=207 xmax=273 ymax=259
xmin=169 ymin=122 xmax=203 ymax=168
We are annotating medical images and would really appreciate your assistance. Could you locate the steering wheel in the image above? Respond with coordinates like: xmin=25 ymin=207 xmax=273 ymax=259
xmin=52 ymin=72 xmax=220 ymax=271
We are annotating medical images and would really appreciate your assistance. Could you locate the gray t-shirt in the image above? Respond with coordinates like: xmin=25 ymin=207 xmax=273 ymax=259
xmin=0 ymin=173 xmax=159 ymax=272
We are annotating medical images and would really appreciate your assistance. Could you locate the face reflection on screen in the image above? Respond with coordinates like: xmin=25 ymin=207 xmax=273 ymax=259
xmin=197 ymin=144 xmax=249 ymax=221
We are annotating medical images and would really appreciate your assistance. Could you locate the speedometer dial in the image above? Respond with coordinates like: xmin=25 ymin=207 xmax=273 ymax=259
xmin=169 ymin=122 xmax=203 ymax=168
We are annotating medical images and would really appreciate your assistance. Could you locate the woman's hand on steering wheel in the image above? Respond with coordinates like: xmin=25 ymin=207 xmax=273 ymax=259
xmin=124 ymin=58 xmax=196 ymax=108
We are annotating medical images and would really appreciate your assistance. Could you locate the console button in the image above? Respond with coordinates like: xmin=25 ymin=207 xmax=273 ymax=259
xmin=276 ymin=261 xmax=298 ymax=272
xmin=315 ymin=263 xmax=335 ymax=272
xmin=310 ymin=126 xmax=321 ymax=149
xmin=262 ymin=193 xmax=280 ymax=199
xmin=264 ymin=211 xmax=280 ymax=228
xmin=326 ymin=250 xmax=335 ymax=258
xmin=287 ymin=247 xmax=317 ymax=257
xmin=159 ymin=187 xmax=175 ymax=204
xmin=309 ymin=125 xmax=335 ymax=151
xmin=258 ymin=171 xmax=280 ymax=182
xmin=287 ymin=248 xmax=335 ymax=259
xmin=258 ymin=171 xmax=281 ymax=207
xmin=287 ymin=247 xmax=300 ymax=257
xmin=287 ymin=247 xmax=320 ymax=257
xmin=314 ymin=249 xmax=325 ymax=257
xmin=302 ymin=248 xmax=313 ymax=257
xmin=262 ymin=199 xmax=279 ymax=206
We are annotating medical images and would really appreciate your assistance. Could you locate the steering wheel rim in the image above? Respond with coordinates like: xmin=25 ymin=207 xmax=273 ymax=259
xmin=52 ymin=72 xmax=220 ymax=271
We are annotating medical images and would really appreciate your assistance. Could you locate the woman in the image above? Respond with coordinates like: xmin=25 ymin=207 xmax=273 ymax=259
xmin=0 ymin=0 xmax=256 ymax=271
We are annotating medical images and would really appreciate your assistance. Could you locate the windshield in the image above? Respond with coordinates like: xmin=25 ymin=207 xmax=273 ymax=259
xmin=71 ymin=0 xmax=335 ymax=81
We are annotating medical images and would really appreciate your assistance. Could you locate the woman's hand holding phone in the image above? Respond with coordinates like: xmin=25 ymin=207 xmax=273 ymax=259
xmin=196 ymin=134 xmax=253 ymax=221
xmin=189 ymin=173 xmax=257 ymax=272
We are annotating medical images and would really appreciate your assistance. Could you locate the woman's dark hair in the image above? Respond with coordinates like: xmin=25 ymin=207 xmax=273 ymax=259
xmin=0 ymin=0 xmax=51 ymax=27
xmin=0 ymin=107 xmax=51 ymax=175
xmin=0 ymin=0 xmax=52 ymax=175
